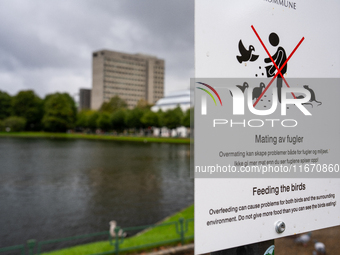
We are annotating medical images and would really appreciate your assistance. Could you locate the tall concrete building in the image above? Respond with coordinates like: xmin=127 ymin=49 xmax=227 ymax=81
xmin=79 ymin=88 xmax=91 ymax=111
xmin=91 ymin=50 xmax=164 ymax=109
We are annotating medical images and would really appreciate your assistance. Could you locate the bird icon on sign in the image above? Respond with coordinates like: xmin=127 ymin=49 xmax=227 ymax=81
xmin=236 ymin=40 xmax=259 ymax=63
xmin=252 ymin=82 xmax=266 ymax=100
xmin=229 ymin=82 xmax=249 ymax=97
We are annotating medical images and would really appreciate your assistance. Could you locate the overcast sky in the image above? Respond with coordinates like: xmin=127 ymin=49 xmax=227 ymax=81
xmin=0 ymin=0 xmax=194 ymax=101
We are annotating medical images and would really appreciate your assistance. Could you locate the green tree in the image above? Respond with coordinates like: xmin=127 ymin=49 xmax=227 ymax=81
xmin=99 ymin=95 xmax=127 ymax=113
xmin=141 ymin=110 xmax=159 ymax=127
xmin=0 ymin=91 xmax=12 ymax=120
xmin=76 ymin=110 xmax=89 ymax=129
xmin=12 ymin=90 xmax=43 ymax=130
xmin=163 ymin=106 xmax=184 ymax=131
xmin=125 ymin=108 xmax=145 ymax=130
xmin=42 ymin=93 xmax=77 ymax=132
xmin=182 ymin=108 xmax=192 ymax=128
xmin=96 ymin=112 xmax=112 ymax=131
xmin=87 ymin=111 xmax=100 ymax=131
xmin=111 ymin=109 xmax=127 ymax=132
xmin=3 ymin=116 xmax=26 ymax=132
xmin=141 ymin=110 xmax=159 ymax=136
xmin=136 ymin=98 xmax=152 ymax=110
xmin=156 ymin=109 xmax=165 ymax=127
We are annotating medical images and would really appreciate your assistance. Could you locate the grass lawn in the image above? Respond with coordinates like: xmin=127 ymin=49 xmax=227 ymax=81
xmin=42 ymin=205 xmax=194 ymax=255
xmin=0 ymin=132 xmax=190 ymax=144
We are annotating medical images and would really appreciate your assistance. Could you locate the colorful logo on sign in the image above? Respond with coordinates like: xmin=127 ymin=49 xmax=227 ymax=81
xmin=196 ymin=82 xmax=222 ymax=106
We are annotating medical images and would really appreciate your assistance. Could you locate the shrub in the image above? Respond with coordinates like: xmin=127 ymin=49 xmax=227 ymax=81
xmin=3 ymin=116 xmax=27 ymax=132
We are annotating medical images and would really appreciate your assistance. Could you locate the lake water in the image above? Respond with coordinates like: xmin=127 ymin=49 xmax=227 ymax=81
xmin=0 ymin=137 xmax=193 ymax=249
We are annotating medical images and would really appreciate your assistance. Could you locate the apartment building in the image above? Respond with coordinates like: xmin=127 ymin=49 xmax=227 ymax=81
xmin=91 ymin=50 xmax=164 ymax=109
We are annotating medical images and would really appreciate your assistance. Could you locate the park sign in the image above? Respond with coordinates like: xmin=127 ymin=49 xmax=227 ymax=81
xmin=194 ymin=0 xmax=340 ymax=254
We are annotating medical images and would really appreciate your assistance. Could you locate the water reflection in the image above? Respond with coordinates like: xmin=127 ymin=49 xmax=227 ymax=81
xmin=0 ymin=138 xmax=193 ymax=248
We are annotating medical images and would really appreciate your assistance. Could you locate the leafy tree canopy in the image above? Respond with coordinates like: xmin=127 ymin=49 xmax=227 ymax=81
xmin=42 ymin=93 xmax=77 ymax=132
xmin=0 ymin=91 xmax=12 ymax=120
xmin=96 ymin=112 xmax=112 ymax=131
xmin=163 ymin=106 xmax=184 ymax=130
xmin=136 ymin=99 xmax=152 ymax=110
xmin=182 ymin=108 xmax=192 ymax=128
xmin=99 ymin=95 xmax=127 ymax=113
xmin=125 ymin=108 xmax=145 ymax=129
xmin=2 ymin=116 xmax=26 ymax=132
xmin=12 ymin=90 xmax=43 ymax=130
xmin=156 ymin=109 xmax=165 ymax=127
xmin=111 ymin=109 xmax=127 ymax=132
xmin=141 ymin=110 xmax=159 ymax=127
xmin=76 ymin=110 xmax=89 ymax=128
xmin=87 ymin=111 xmax=100 ymax=131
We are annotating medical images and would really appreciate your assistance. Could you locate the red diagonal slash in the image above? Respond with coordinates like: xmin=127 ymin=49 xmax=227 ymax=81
xmin=251 ymin=25 xmax=305 ymax=107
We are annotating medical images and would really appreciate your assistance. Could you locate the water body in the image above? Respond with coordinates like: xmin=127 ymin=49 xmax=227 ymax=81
xmin=0 ymin=137 xmax=193 ymax=249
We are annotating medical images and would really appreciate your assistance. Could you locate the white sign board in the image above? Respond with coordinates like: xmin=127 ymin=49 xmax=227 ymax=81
xmin=194 ymin=1 xmax=340 ymax=254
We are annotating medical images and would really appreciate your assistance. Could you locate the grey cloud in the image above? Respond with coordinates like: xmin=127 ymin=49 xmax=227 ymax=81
xmin=0 ymin=0 xmax=194 ymax=96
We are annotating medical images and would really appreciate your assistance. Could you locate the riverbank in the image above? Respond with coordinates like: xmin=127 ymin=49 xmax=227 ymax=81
xmin=0 ymin=132 xmax=190 ymax=144
xmin=43 ymin=204 xmax=194 ymax=255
